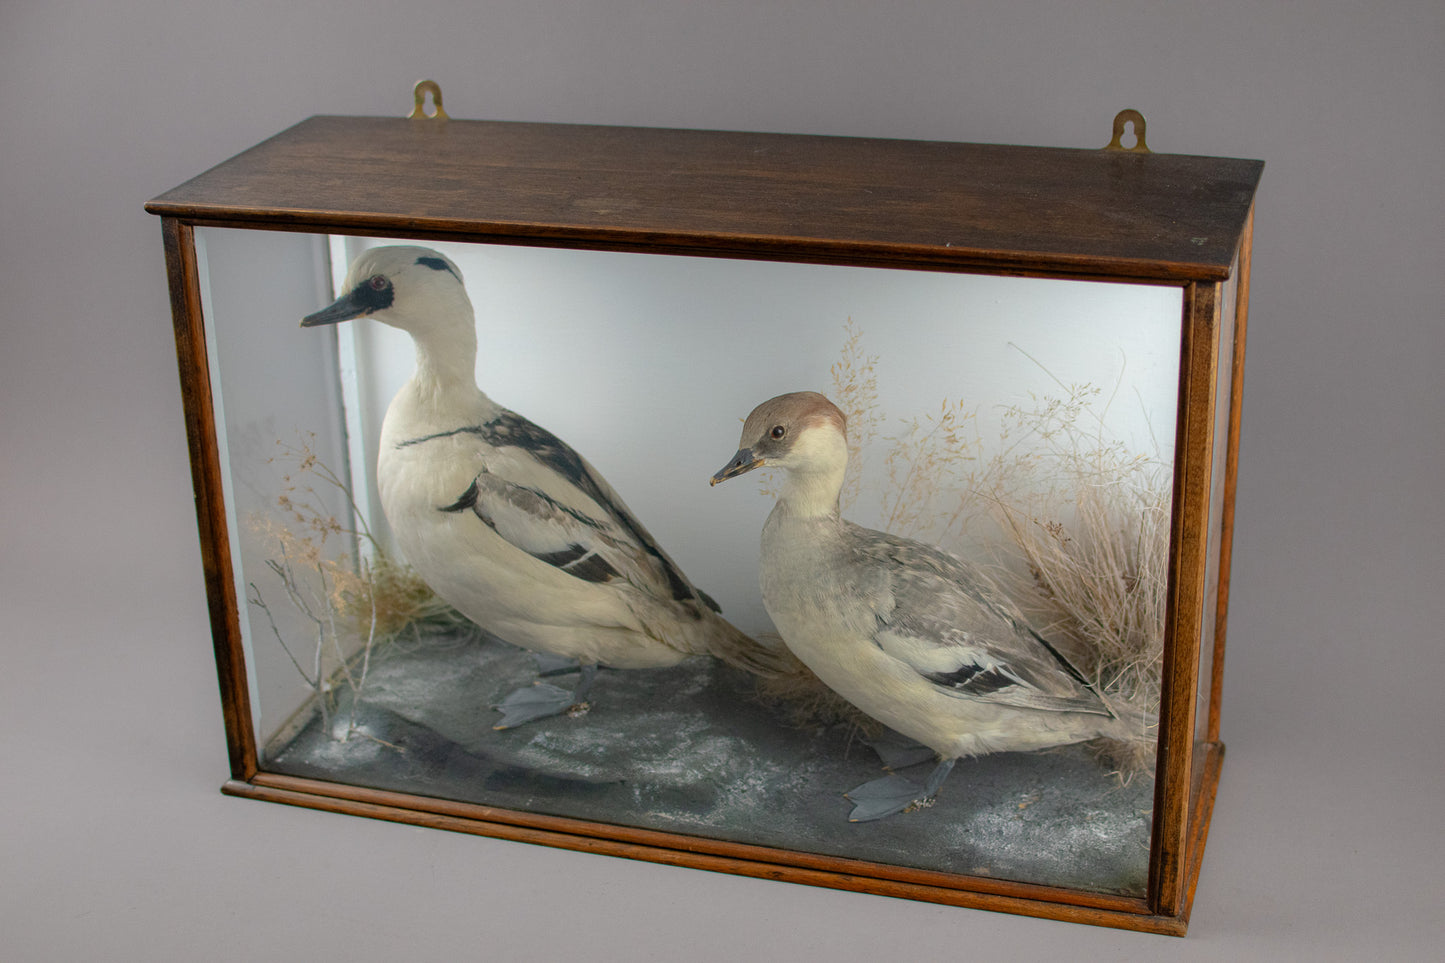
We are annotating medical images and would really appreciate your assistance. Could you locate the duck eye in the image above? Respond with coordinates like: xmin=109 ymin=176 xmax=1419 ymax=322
xmin=368 ymin=274 xmax=389 ymax=290
xmin=770 ymin=425 xmax=786 ymax=440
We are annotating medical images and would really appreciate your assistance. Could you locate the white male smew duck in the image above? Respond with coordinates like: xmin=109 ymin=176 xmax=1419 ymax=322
xmin=712 ymin=391 xmax=1128 ymax=821
xmin=303 ymin=245 xmax=775 ymax=728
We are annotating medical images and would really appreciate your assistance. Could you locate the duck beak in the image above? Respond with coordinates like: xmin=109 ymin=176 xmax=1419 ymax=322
xmin=710 ymin=448 xmax=763 ymax=486
xmin=300 ymin=288 xmax=368 ymax=327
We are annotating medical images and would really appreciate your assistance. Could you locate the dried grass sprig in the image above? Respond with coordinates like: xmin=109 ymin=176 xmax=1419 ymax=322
xmin=246 ymin=434 xmax=477 ymax=742
xmin=880 ymin=398 xmax=977 ymax=542
xmin=829 ymin=318 xmax=884 ymax=512
xmin=820 ymin=325 xmax=1168 ymax=776
xmin=966 ymin=374 xmax=1167 ymax=778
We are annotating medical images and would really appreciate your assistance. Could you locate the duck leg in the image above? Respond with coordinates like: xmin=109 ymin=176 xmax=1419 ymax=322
xmin=865 ymin=729 xmax=937 ymax=770
xmin=533 ymin=652 xmax=581 ymax=677
xmin=844 ymin=757 xmax=957 ymax=822
xmin=493 ymin=663 xmax=599 ymax=729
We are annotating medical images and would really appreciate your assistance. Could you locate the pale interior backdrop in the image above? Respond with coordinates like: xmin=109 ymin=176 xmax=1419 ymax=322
xmin=2 ymin=2 xmax=1441 ymax=959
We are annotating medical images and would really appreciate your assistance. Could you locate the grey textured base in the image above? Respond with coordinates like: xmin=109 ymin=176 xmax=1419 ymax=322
xmin=265 ymin=630 xmax=1153 ymax=895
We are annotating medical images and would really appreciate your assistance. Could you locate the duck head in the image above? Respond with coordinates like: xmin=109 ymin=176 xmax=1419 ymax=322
xmin=711 ymin=391 xmax=849 ymax=515
xmin=301 ymin=245 xmax=473 ymax=341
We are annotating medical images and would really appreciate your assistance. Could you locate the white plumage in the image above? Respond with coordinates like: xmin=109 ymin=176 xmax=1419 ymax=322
xmin=712 ymin=391 xmax=1128 ymax=820
xmin=303 ymin=245 xmax=772 ymax=727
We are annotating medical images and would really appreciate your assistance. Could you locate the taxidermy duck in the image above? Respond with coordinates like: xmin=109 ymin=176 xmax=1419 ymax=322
xmin=302 ymin=245 xmax=779 ymax=728
xmin=711 ymin=391 xmax=1130 ymax=821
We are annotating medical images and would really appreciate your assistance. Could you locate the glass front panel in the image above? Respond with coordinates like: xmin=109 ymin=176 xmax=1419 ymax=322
xmin=197 ymin=228 xmax=1183 ymax=896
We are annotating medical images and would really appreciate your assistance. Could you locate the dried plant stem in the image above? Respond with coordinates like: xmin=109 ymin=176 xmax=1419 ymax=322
xmin=247 ymin=435 xmax=478 ymax=744
xmin=823 ymin=324 xmax=1167 ymax=775
xmin=246 ymin=583 xmax=316 ymax=688
xmin=345 ymin=557 xmax=382 ymax=740
xmin=828 ymin=318 xmax=882 ymax=512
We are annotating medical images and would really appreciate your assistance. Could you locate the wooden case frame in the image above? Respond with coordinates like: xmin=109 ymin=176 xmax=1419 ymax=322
xmin=147 ymin=109 xmax=1260 ymax=935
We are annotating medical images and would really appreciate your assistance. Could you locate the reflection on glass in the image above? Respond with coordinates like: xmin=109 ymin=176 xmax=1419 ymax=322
xmin=196 ymin=228 xmax=1182 ymax=895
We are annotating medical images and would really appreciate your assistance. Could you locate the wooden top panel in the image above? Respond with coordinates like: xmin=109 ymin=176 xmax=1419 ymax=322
xmin=147 ymin=116 xmax=1262 ymax=281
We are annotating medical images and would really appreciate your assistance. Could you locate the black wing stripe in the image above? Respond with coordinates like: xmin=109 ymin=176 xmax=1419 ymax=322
xmin=925 ymin=665 xmax=1018 ymax=696
xmin=439 ymin=478 xmax=480 ymax=513
xmin=1025 ymin=625 xmax=1097 ymax=691
xmin=554 ymin=551 xmax=620 ymax=584
xmin=532 ymin=544 xmax=590 ymax=567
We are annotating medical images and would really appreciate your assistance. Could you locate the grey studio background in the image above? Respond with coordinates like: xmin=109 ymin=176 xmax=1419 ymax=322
xmin=2 ymin=2 xmax=1440 ymax=960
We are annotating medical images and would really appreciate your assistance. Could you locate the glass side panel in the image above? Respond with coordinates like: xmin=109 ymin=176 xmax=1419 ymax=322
xmin=1200 ymin=266 xmax=1240 ymax=742
xmin=197 ymin=229 xmax=1183 ymax=896
xmin=195 ymin=227 xmax=351 ymax=755
xmin=1194 ymin=262 xmax=1241 ymax=772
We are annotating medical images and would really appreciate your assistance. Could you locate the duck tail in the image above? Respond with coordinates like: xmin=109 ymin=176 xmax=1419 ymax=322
xmin=1088 ymin=699 xmax=1160 ymax=778
xmin=698 ymin=612 xmax=793 ymax=677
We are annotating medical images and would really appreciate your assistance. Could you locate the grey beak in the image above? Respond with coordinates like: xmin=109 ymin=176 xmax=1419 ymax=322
xmin=300 ymin=288 xmax=369 ymax=327
xmin=710 ymin=448 xmax=763 ymax=486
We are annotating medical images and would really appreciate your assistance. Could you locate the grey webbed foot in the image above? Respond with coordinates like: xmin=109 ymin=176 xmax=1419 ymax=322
xmin=492 ymin=663 xmax=599 ymax=729
xmin=492 ymin=682 xmax=580 ymax=729
xmin=844 ymin=758 xmax=956 ymax=822
xmin=845 ymin=774 xmax=931 ymax=821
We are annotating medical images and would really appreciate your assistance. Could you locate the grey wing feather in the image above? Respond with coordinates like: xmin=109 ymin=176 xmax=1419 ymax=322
xmin=848 ymin=522 xmax=1110 ymax=716
xmin=481 ymin=411 xmax=709 ymax=607
xmin=442 ymin=470 xmax=666 ymax=591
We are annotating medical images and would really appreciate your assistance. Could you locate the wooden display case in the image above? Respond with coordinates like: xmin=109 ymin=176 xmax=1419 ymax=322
xmin=147 ymin=91 xmax=1260 ymax=935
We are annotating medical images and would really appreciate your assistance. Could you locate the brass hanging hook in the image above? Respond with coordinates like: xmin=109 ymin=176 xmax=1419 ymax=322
xmin=1103 ymin=109 xmax=1150 ymax=153
xmin=408 ymin=80 xmax=449 ymax=121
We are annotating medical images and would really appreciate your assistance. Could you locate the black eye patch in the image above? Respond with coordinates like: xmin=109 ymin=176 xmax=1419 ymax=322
xmin=415 ymin=255 xmax=460 ymax=281
xmin=351 ymin=276 xmax=394 ymax=313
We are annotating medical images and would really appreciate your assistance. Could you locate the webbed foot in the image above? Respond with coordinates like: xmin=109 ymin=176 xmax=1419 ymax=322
xmin=844 ymin=757 xmax=956 ymax=822
xmin=492 ymin=683 xmax=578 ymax=729
xmin=845 ymin=774 xmax=931 ymax=821
xmin=492 ymin=663 xmax=600 ymax=730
